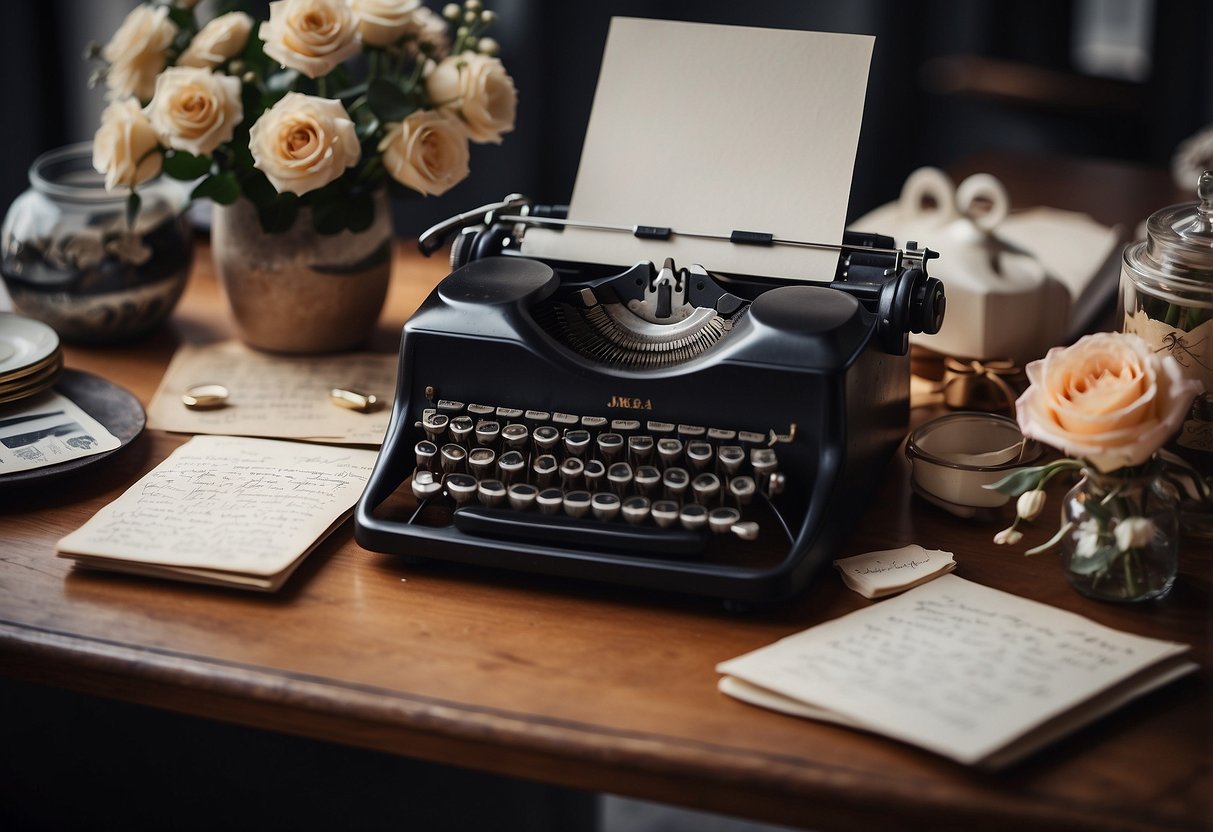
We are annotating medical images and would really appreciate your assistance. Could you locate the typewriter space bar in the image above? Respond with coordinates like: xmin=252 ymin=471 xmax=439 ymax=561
xmin=453 ymin=507 xmax=707 ymax=556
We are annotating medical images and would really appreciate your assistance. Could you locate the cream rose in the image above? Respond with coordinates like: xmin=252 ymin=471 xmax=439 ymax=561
xmin=1016 ymin=332 xmax=1204 ymax=473
xmin=177 ymin=12 xmax=255 ymax=69
xmin=145 ymin=67 xmax=243 ymax=157
xmin=349 ymin=0 xmax=421 ymax=47
xmin=379 ymin=110 xmax=469 ymax=197
xmin=92 ymin=98 xmax=163 ymax=191
xmin=425 ymin=53 xmax=517 ymax=144
xmin=102 ymin=5 xmax=178 ymax=101
xmin=259 ymin=0 xmax=361 ymax=79
xmin=248 ymin=92 xmax=361 ymax=195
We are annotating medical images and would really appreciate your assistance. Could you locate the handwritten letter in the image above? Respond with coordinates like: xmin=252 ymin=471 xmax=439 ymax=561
xmin=57 ymin=436 xmax=379 ymax=586
xmin=717 ymin=575 xmax=1193 ymax=766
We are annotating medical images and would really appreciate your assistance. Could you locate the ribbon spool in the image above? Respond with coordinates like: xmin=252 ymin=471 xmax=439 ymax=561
xmin=910 ymin=354 xmax=1023 ymax=414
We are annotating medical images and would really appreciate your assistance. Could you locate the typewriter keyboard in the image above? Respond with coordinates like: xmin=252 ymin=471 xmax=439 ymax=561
xmin=404 ymin=400 xmax=793 ymax=555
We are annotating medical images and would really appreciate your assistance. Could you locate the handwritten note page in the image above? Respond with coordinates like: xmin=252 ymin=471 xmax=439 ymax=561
xmin=522 ymin=19 xmax=873 ymax=280
xmin=833 ymin=544 xmax=955 ymax=598
xmin=57 ymin=435 xmax=379 ymax=590
xmin=717 ymin=575 xmax=1194 ymax=767
xmin=147 ymin=341 xmax=397 ymax=445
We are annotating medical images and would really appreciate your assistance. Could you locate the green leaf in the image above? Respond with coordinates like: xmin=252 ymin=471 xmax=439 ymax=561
xmin=311 ymin=198 xmax=347 ymax=235
xmin=367 ymin=79 xmax=415 ymax=123
xmin=240 ymin=171 xmax=279 ymax=209
xmin=125 ymin=191 xmax=141 ymax=228
xmin=191 ymin=173 xmax=241 ymax=204
xmin=1068 ymin=543 xmax=1119 ymax=576
xmin=982 ymin=459 xmax=1082 ymax=495
xmin=344 ymin=191 xmax=376 ymax=233
xmin=162 ymin=150 xmax=212 ymax=180
xmin=257 ymin=193 xmax=299 ymax=234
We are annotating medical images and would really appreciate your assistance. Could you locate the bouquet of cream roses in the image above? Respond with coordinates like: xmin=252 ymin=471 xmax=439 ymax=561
xmin=88 ymin=0 xmax=516 ymax=234
xmin=987 ymin=332 xmax=1206 ymax=577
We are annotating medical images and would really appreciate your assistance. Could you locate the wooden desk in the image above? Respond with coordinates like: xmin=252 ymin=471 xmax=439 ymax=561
xmin=1 ymin=157 xmax=1208 ymax=832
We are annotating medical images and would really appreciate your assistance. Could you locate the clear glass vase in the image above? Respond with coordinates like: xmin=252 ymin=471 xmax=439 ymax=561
xmin=1 ymin=142 xmax=192 ymax=343
xmin=212 ymin=188 xmax=393 ymax=354
xmin=1060 ymin=461 xmax=1181 ymax=602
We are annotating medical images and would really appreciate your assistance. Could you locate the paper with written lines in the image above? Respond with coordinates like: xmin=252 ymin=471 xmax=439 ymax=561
xmin=522 ymin=18 xmax=873 ymax=280
xmin=147 ymin=341 xmax=396 ymax=445
xmin=717 ymin=575 xmax=1195 ymax=768
xmin=56 ymin=435 xmax=379 ymax=591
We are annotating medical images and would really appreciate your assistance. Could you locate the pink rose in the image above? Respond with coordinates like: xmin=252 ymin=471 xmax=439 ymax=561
xmin=1016 ymin=332 xmax=1204 ymax=473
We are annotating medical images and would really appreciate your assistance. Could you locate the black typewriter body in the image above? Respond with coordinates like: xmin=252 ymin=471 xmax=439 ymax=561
xmin=355 ymin=205 xmax=943 ymax=607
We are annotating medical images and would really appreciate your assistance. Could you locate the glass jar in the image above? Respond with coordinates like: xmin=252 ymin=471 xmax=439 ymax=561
xmin=1121 ymin=171 xmax=1213 ymax=477
xmin=1060 ymin=462 xmax=1180 ymax=603
xmin=1 ymin=142 xmax=192 ymax=344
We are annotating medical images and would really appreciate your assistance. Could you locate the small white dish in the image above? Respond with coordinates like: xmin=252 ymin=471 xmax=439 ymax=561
xmin=0 ymin=313 xmax=60 ymax=378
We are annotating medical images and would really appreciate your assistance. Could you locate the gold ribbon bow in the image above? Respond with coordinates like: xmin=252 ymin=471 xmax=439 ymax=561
xmin=911 ymin=356 xmax=1023 ymax=413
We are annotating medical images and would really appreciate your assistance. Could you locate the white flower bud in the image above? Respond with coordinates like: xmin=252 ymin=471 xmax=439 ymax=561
xmin=482 ymin=10 xmax=497 ymax=23
xmin=443 ymin=3 xmax=462 ymax=20
xmin=478 ymin=36 xmax=499 ymax=56
xmin=1016 ymin=489 xmax=1047 ymax=521
xmin=465 ymin=0 xmax=482 ymax=11
xmin=1113 ymin=517 xmax=1154 ymax=551
xmin=993 ymin=527 xmax=1023 ymax=546
xmin=464 ymin=10 xmax=477 ymax=23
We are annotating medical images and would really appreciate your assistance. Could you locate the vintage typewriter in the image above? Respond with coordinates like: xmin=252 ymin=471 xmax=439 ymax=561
xmin=354 ymin=195 xmax=945 ymax=607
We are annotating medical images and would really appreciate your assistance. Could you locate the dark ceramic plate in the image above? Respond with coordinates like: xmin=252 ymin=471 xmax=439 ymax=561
xmin=0 ymin=369 xmax=145 ymax=488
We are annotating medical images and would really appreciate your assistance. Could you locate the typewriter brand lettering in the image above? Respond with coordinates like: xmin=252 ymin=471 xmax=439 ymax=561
xmin=608 ymin=395 xmax=653 ymax=411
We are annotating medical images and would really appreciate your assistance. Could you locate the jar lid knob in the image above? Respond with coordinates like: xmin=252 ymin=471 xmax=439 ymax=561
xmin=1198 ymin=170 xmax=1213 ymax=219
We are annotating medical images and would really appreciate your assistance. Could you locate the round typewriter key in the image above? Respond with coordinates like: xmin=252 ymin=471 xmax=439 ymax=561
xmin=497 ymin=450 xmax=525 ymax=484
xmin=767 ymin=471 xmax=786 ymax=497
xmin=501 ymin=423 xmax=529 ymax=450
xmin=443 ymin=473 xmax=478 ymax=506
xmin=475 ymin=420 xmax=501 ymax=447
xmin=563 ymin=490 xmax=592 ymax=519
xmin=728 ymin=475 xmax=756 ymax=506
xmin=686 ymin=441 xmax=713 ymax=471
xmin=583 ymin=459 xmax=606 ymax=489
xmin=537 ymin=487 xmax=564 ymax=514
xmin=468 ymin=446 xmax=496 ymax=477
xmin=751 ymin=447 xmax=779 ymax=476
xmin=478 ymin=478 xmax=507 ymax=507
xmin=596 ymin=432 xmax=624 ymax=462
xmin=731 ymin=521 xmax=760 ymax=541
xmin=532 ymin=453 xmax=558 ymax=487
xmin=678 ymin=503 xmax=708 ymax=531
xmin=621 ymin=495 xmax=651 ymax=525
xmin=606 ymin=462 xmax=633 ymax=494
xmin=440 ymin=443 xmax=467 ymax=474
xmin=508 ymin=482 xmax=538 ymax=511
xmin=564 ymin=429 xmax=591 ymax=458
xmin=411 ymin=470 xmax=442 ymax=501
xmin=651 ymin=500 xmax=680 ymax=528
xmin=718 ymin=445 xmax=745 ymax=476
xmin=181 ymin=383 xmax=229 ymax=410
xmin=422 ymin=412 xmax=449 ymax=442
xmin=662 ymin=466 xmax=689 ymax=498
xmin=635 ymin=465 xmax=661 ymax=496
xmin=414 ymin=440 xmax=438 ymax=471
xmin=533 ymin=425 xmax=560 ymax=451
xmin=591 ymin=492 xmax=621 ymax=522
xmin=657 ymin=437 xmax=683 ymax=466
xmin=449 ymin=415 xmax=474 ymax=444
xmin=559 ymin=457 xmax=584 ymax=489
xmin=708 ymin=506 xmax=742 ymax=535
xmin=691 ymin=472 xmax=721 ymax=504
xmin=627 ymin=435 xmax=655 ymax=464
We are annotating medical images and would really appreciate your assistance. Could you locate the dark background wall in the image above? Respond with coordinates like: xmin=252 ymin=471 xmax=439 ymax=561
xmin=4 ymin=0 xmax=1211 ymax=235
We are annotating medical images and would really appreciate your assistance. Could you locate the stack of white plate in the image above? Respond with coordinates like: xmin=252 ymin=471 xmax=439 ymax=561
xmin=0 ymin=313 xmax=63 ymax=406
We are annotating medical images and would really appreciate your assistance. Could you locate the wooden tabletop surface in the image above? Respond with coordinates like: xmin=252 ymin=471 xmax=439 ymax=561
xmin=1 ymin=156 xmax=1209 ymax=832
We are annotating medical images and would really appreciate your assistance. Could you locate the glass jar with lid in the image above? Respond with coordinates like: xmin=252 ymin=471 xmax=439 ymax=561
xmin=1121 ymin=170 xmax=1213 ymax=477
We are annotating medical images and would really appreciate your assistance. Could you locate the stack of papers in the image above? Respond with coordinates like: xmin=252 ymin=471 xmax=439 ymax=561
xmin=57 ymin=435 xmax=378 ymax=591
xmin=833 ymin=544 xmax=956 ymax=598
xmin=717 ymin=576 xmax=1195 ymax=769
